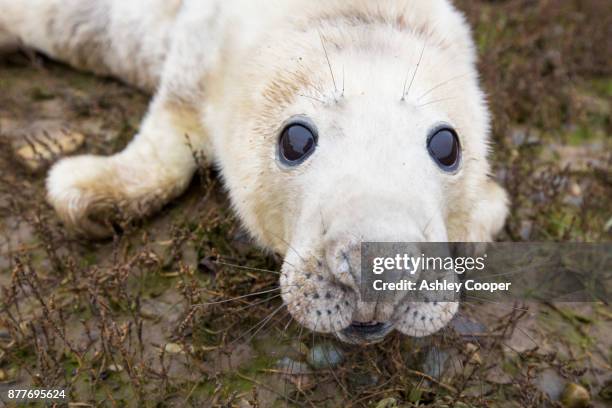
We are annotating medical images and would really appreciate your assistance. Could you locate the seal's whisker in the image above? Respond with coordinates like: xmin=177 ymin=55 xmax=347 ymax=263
xmin=252 ymin=309 xmax=292 ymax=346
xmin=401 ymin=39 xmax=427 ymax=100
xmin=513 ymin=324 xmax=540 ymax=349
xmin=324 ymin=315 xmax=348 ymax=395
xmin=417 ymin=96 xmax=458 ymax=108
xmin=439 ymin=325 xmax=465 ymax=388
xmin=194 ymin=286 xmax=283 ymax=306
xmin=229 ymin=303 xmax=287 ymax=346
xmin=416 ymin=72 xmax=470 ymax=101
xmin=318 ymin=31 xmax=338 ymax=93
xmin=230 ymin=293 xmax=284 ymax=313
xmin=261 ymin=226 xmax=320 ymax=265
xmin=213 ymin=259 xmax=281 ymax=275
xmin=298 ymin=94 xmax=326 ymax=104
xmin=459 ymin=318 xmax=489 ymax=402
xmin=283 ymin=325 xmax=304 ymax=404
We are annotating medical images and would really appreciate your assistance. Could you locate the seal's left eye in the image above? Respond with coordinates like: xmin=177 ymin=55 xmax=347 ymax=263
xmin=279 ymin=122 xmax=317 ymax=165
xmin=427 ymin=127 xmax=461 ymax=172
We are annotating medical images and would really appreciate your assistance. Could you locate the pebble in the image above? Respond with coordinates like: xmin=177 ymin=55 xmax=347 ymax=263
xmin=276 ymin=357 xmax=310 ymax=375
xmin=560 ymin=383 xmax=590 ymax=408
xmin=306 ymin=343 xmax=344 ymax=369
xmin=568 ymin=182 xmax=582 ymax=197
xmin=107 ymin=364 xmax=123 ymax=372
xmin=0 ymin=327 xmax=10 ymax=340
xmin=0 ymin=369 xmax=6 ymax=382
xmin=276 ymin=357 xmax=314 ymax=391
xmin=375 ymin=397 xmax=398 ymax=408
xmin=449 ymin=315 xmax=487 ymax=340
xmin=519 ymin=220 xmax=533 ymax=240
xmin=536 ymin=368 xmax=565 ymax=401
xmin=164 ymin=343 xmax=184 ymax=354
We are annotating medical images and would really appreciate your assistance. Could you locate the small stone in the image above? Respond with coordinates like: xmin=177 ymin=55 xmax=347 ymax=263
xmin=450 ymin=315 xmax=487 ymax=340
xmin=276 ymin=357 xmax=310 ymax=375
xmin=568 ymin=182 xmax=582 ymax=197
xmin=519 ymin=220 xmax=533 ymax=240
xmin=164 ymin=343 xmax=184 ymax=354
xmin=0 ymin=327 xmax=10 ymax=340
xmin=107 ymin=364 xmax=123 ymax=372
xmin=375 ymin=397 xmax=398 ymax=408
xmin=10 ymin=122 xmax=84 ymax=172
xmin=560 ymin=383 xmax=590 ymax=408
xmin=277 ymin=357 xmax=314 ymax=391
xmin=563 ymin=195 xmax=583 ymax=207
xmin=536 ymin=369 xmax=565 ymax=401
xmin=0 ymin=369 xmax=7 ymax=382
xmin=306 ymin=343 xmax=344 ymax=369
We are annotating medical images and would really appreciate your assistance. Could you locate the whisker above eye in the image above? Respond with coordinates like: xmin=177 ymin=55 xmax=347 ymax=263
xmin=401 ymin=38 xmax=427 ymax=101
xmin=318 ymin=31 xmax=338 ymax=94
xmin=298 ymin=93 xmax=326 ymax=104
xmin=416 ymin=72 xmax=470 ymax=101
xmin=417 ymin=96 xmax=458 ymax=108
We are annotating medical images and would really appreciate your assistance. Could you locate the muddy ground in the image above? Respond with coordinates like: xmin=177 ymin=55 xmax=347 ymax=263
xmin=0 ymin=0 xmax=610 ymax=407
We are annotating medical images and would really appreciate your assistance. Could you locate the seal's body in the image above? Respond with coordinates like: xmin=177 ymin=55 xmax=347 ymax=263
xmin=1 ymin=0 xmax=508 ymax=343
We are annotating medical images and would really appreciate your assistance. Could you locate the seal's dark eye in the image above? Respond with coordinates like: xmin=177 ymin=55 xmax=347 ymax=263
xmin=279 ymin=122 xmax=317 ymax=165
xmin=427 ymin=127 xmax=461 ymax=172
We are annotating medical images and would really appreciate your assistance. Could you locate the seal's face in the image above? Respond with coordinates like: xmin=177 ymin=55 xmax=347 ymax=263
xmin=215 ymin=26 xmax=508 ymax=344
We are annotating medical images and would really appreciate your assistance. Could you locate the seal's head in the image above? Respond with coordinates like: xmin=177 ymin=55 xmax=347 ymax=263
xmin=211 ymin=1 xmax=508 ymax=344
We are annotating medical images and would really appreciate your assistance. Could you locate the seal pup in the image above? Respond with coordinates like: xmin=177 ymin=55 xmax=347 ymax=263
xmin=0 ymin=0 xmax=508 ymax=344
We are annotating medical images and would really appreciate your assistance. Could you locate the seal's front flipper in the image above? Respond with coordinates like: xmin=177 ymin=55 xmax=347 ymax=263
xmin=46 ymin=96 xmax=206 ymax=238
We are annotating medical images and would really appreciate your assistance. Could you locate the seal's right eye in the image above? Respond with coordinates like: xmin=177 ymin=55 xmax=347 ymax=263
xmin=279 ymin=122 xmax=317 ymax=165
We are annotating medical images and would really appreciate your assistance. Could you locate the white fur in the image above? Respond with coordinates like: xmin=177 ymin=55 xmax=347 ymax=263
xmin=1 ymin=0 xmax=508 ymax=341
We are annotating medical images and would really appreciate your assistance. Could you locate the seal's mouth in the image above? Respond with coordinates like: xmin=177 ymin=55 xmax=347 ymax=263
xmin=336 ymin=321 xmax=394 ymax=345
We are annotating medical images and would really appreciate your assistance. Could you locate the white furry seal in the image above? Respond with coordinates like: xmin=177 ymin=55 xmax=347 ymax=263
xmin=1 ymin=0 xmax=508 ymax=343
